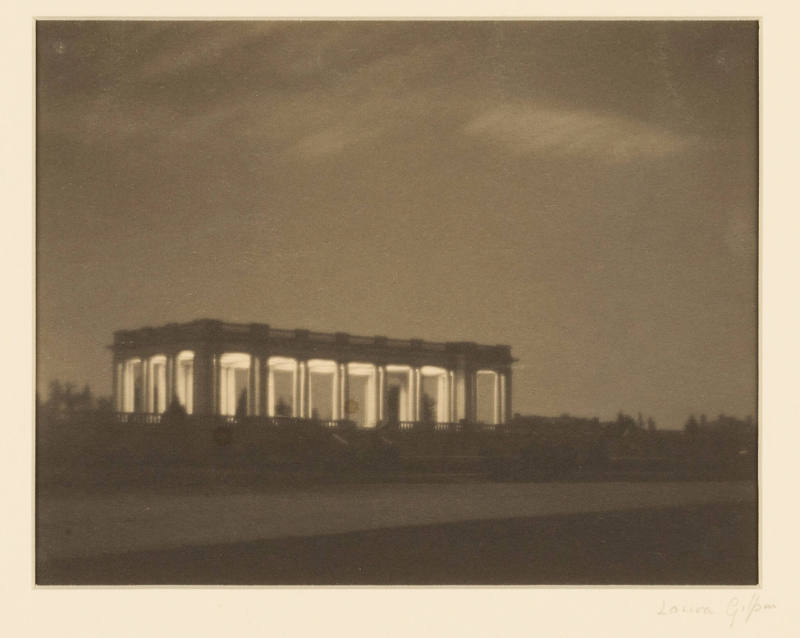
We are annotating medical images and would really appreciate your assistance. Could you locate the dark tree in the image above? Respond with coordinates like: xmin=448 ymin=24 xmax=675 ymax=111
xmin=235 ymin=389 xmax=248 ymax=418
xmin=163 ymin=397 xmax=187 ymax=422
xmin=48 ymin=379 xmax=63 ymax=401
xmin=615 ymin=411 xmax=636 ymax=437
xmin=685 ymin=414 xmax=699 ymax=440
xmin=63 ymin=382 xmax=76 ymax=412
xmin=95 ymin=396 xmax=114 ymax=413
xmin=421 ymin=393 xmax=436 ymax=424
xmin=275 ymin=396 xmax=291 ymax=417
xmin=45 ymin=379 xmax=96 ymax=415
xmin=76 ymin=384 xmax=93 ymax=411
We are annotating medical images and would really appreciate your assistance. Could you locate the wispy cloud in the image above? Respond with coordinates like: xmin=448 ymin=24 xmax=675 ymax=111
xmin=290 ymin=124 xmax=377 ymax=159
xmin=135 ymin=23 xmax=275 ymax=81
xmin=465 ymin=103 xmax=695 ymax=163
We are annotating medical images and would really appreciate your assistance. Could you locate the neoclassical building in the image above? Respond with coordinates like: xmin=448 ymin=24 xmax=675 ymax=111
xmin=111 ymin=319 xmax=514 ymax=427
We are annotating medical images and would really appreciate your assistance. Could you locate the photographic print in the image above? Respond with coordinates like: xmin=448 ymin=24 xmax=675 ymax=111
xmin=35 ymin=19 xmax=758 ymax=585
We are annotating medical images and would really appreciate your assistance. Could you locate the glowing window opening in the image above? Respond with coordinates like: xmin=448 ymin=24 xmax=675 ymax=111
xmin=219 ymin=352 xmax=251 ymax=416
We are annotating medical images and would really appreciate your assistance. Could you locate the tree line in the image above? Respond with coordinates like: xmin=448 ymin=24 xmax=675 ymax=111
xmin=37 ymin=380 xmax=112 ymax=418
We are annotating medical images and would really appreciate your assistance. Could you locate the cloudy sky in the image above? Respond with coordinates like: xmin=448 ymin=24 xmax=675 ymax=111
xmin=36 ymin=20 xmax=757 ymax=427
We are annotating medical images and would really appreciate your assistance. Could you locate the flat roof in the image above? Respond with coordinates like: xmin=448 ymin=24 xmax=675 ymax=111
xmin=112 ymin=319 xmax=515 ymax=364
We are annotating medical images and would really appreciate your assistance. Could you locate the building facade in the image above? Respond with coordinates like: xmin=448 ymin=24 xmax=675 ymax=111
xmin=111 ymin=319 xmax=514 ymax=427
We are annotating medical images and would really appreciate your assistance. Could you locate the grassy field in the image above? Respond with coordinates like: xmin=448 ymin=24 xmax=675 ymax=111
xmin=38 ymin=503 xmax=756 ymax=585
xmin=36 ymin=480 xmax=757 ymax=585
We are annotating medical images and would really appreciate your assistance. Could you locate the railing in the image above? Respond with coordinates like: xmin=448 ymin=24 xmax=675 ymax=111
xmin=208 ymin=415 xmax=360 ymax=429
xmin=320 ymin=419 xmax=357 ymax=429
xmin=114 ymin=412 xmax=163 ymax=424
xmin=393 ymin=421 xmax=480 ymax=433
xmin=434 ymin=421 xmax=463 ymax=432
xmin=110 ymin=412 xmax=508 ymax=432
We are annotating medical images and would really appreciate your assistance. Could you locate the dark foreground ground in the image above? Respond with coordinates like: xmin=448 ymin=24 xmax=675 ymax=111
xmin=38 ymin=501 xmax=756 ymax=585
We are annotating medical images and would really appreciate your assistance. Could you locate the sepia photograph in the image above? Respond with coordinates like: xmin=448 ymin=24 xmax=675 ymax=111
xmin=35 ymin=19 xmax=758 ymax=586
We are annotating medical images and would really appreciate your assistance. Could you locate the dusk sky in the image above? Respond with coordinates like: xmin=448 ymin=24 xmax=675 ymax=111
xmin=36 ymin=20 xmax=757 ymax=428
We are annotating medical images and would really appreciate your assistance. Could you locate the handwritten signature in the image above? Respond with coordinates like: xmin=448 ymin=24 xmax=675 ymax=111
xmin=658 ymin=594 xmax=776 ymax=627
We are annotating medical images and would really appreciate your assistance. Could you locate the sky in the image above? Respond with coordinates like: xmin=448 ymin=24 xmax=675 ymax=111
xmin=36 ymin=20 xmax=758 ymax=428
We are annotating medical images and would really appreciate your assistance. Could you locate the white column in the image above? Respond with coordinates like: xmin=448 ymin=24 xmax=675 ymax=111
xmin=125 ymin=361 xmax=135 ymax=412
xmin=398 ymin=374 xmax=408 ymax=421
xmin=247 ymin=354 xmax=253 ymax=416
xmin=152 ymin=359 xmax=160 ymax=412
xmin=142 ymin=357 xmax=151 ymax=412
xmin=226 ymin=365 xmax=236 ymax=415
xmin=340 ymin=363 xmax=350 ymax=420
xmin=300 ymin=361 xmax=310 ymax=418
xmin=267 ymin=364 xmax=276 ymax=417
xmin=291 ymin=360 xmax=299 ymax=417
xmin=493 ymin=371 xmax=502 ymax=425
xmin=406 ymin=368 xmax=415 ymax=422
xmin=436 ymin=373 xmax=446 ymax=423
xmin=157 ymin=361 xmax=167 ymax=412
xmin=332 ymin=363 xmax=340 ymax=420
xmin=499 ymin=373 xmax=507 ymax=425
xmin=184 ymin=359 xmax=194 ymax=415
xmin=122 ymin=362 xmax=128 ymax=412
xmin=114 ymin=362 xmax=123 ymax=411
xmin=292 ymin=359 xmax=310 ymax=418
xmin=377 ymin=365 xmax=387 ymax=423
xmin=412 ymin=367 xmax=421 ymax=421
xmin=448 ymin=370 xmax=455 ymax=422
xmin=367 ymin=366 xmax=377 ymax=427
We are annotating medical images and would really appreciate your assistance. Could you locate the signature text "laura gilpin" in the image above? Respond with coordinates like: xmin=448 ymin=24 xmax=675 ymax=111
xmin=658 ymin=594 xmax=776 ymax=627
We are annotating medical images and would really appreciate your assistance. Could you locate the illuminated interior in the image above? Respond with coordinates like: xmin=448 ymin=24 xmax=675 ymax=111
xmin=420 ymin=365 xmax=451 ymax=423
xmin=307 ymin=359 xmax=337 ymax=420
xmin=219 ymin=352 xmax=251 ymax=416
xmin=268 ymin=356 xmax=297 ymax=417
xmin=347 ymin=362 xmax=377 ymax=427
xmin=175 ymin=350 xmax=194 ymax=414
xmin=112 ymin=322 xmax=511 ymax=425
xmin=148 ymin=354 xmax=168 ymax=413
xmin=122 ymin=357 xmax=142 ymax=413
xmin=385 ymin=364 xmax=412 ymax=422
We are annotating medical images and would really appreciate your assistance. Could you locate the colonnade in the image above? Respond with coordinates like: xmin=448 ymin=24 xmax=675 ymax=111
xmin=115 ymin=351 xmax=512 ymax=426
xmin=115 ymin=351 xmax=194 ymax=415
